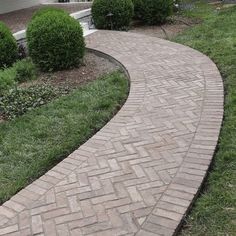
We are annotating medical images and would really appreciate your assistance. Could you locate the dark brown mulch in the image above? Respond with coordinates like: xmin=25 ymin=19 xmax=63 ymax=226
xmin=130 ymin=15 xmax=200 ymax=40
xmin=20 ymin=52 xmax=120 ymax=91
xmin=0 ymin=3 xmax=92 ymax=33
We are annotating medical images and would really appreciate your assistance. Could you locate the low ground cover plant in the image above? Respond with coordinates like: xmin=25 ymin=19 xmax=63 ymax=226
xmin=0 ymin=22 xmax=18 ymax=68
xmin=92 ymin=0 xmax=134 ymax=30
xmin=0 ymin=84 xmax=64 ymax=120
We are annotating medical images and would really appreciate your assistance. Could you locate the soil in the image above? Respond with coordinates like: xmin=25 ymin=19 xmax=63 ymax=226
xmin=0 ymin=2 xmax=92 ymax=33
xmin=130 ymin=15 xmax=200 ymax=40
xmin=21 ymin=52 xmax=120 ymax=90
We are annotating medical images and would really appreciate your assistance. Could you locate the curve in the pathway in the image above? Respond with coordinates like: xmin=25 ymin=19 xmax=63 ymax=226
xmin=0 ymin=31 xmax=223 ymax=236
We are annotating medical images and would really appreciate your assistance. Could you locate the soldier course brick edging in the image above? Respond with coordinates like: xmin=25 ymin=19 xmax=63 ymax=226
xmin=0 ymin=31 xmax=223 ymax=236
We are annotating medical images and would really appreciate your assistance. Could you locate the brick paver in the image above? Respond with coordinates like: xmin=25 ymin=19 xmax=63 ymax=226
xmin=0 ymin=31 xmax=223 ymax=236
xmin=0 ymin=3 xmax=92 ymax=33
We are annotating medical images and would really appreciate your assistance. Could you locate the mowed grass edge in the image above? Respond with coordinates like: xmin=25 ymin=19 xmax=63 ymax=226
xmin=173 ymin=3 xmax=236 ymax=235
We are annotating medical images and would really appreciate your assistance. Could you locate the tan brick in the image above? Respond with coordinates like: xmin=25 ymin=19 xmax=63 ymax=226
xmin=0 ymin=225 xmax=18 ymax=235
xmin=153 ymin=208 xmax=183 ymax=221
xmin=31 ymin=215 xmax=43 ymax=234
xmin=0 ymin=206 xmax=15 ymax=218
xmin=55 ymin=212 xmax=83 ymax=225
xmin=43 ymin=208 xmax=70 ymax=220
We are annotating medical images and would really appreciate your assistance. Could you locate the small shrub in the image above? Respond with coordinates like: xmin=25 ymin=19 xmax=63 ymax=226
xmin=18 ymin=44 xmax=27 ymax=60
xmin=140 ymin=0 xmax=174 ymax=25
xmin=27 ymin=11 xmax=85 ymax=72
xmin=0 ymin=22 xmax=18 ymax=68
xmin=92 ymin=0 xmax=134 ymax=30
xmin=0 ymin=85 xmax=62 ymax=119
xmin=0 ymin=68 xmax=16 ymax=95
xmin=132 ymin=0 xmax=144 ymax=19
xmin=31 ymin=6 xmax=68 ymax=20
xmin=13 ymin=58 xmax=37 ymax=83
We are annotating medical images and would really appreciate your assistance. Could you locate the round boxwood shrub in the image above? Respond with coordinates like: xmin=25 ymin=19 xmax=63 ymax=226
xmin=0 ymin=22 xmax=18 ymax=69
xmin=140 ymin=0 xmax=173 ymax=25
xmin=92 ymin=0 xmax=134 ymax=30
xmin=27 ymin=11 xmax=85 ymax=72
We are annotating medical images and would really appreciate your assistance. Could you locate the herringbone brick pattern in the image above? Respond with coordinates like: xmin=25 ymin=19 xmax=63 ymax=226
xmin=0 ymin=31 xmax=223 ymax=236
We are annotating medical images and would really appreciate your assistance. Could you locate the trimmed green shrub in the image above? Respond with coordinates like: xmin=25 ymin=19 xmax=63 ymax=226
xmin=140 ymin=0 xmax=173 ymax=25
xmin=31 ymin=6 xmax=68 ymax=20
xmin=0 ymin=22 xmax=18 ymax=68
xmin=132 ymin=0 xmax=144 ymax=19
xmin=0 ymin=68 xmax=16 ymax=95
xmin=13 ymin=58 xmax=37 ymax=83
xmin=27 ymin=11 xmax=85 ymax=72
xmin=92 ymin=0 xmax=134 ymax=30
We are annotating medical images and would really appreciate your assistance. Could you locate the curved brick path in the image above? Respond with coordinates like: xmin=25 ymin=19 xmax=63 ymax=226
xmin=0 ymin=31 xmax=223 ymax=236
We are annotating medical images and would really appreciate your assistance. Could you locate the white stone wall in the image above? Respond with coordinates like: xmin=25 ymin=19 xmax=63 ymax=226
xmin=0 ymin=0 xmax=56 ymax=14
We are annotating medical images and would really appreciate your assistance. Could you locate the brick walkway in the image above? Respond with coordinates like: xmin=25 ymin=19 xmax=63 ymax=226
xmin=0 ymin=3 xmax=92 ymax=33
xmin=0 ymin=31 xmax=223 ymax=236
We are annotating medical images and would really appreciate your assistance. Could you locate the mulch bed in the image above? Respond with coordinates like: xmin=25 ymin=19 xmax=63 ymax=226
xmin=130 ymin=15 xmax=200 ymax=40
xmin=22 ymin=52 xmax=120 ymax=90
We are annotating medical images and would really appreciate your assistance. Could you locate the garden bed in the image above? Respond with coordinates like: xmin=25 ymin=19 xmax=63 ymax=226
xmin=0 ymin=52 xmax=120 ymax=121
xmin=30 ymin=51 xmax=119 ymax=90
xmin=130 ymin=15 xmax=200 ymax=39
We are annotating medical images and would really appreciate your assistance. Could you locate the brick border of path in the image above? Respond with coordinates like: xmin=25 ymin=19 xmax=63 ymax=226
xmin=0 ymin=31 xmax=223 ymax=236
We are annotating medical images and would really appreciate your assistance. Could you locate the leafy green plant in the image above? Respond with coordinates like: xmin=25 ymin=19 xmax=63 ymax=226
xmin=132 ymin=0 xmax=144 ymax=19
xmin=27 ymin=10 xmax=85 ymax=72
xmin=0 ymin=58 xmax=37 ymax=95
xmin=13 ymin=58 xmax=37 ymax=83
xmin=0 ymin=68 xmax=16 ymax=95
xmin=140 ymin=0 xmax=174 ymax=25
xmin=0 ymin=22 xmax=18 ymax=68
xmin=92 ymin=0 xmax=134 ymax=30
xmin=0 ymin=84 xmax=63 ymax=119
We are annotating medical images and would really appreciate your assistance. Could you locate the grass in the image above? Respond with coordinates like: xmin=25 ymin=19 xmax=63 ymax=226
xmin=0 ymin=71 xmax=129 ymax=204
xmin=173 ymin=2 xmax=236 ymax=236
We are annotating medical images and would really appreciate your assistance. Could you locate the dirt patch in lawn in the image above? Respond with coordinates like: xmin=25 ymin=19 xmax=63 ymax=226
xmin=130 ymin=15 xmax=200 ymax=40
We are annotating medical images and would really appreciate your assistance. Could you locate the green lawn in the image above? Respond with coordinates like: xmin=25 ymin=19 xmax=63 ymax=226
xmin=0 ymin=71 xmax=129 ymax=204
xmin=173 ymin=3 xmax=236 ymax=235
